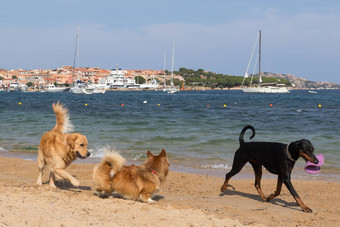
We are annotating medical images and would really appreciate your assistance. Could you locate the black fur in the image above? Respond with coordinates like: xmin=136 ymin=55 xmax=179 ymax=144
xmin=221 ymin=125 xmax=318 ymax=212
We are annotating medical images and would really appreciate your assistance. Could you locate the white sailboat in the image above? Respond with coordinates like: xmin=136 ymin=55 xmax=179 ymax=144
xmin=167 ymin=40 xmax=179 ymax=94
xmin=70 ymin=27 xmax=95 ymax=95
xmin=242 ymin=30 xmax=289 ymax=94
xmin=162 ymin=52 xmax=168 ymax=92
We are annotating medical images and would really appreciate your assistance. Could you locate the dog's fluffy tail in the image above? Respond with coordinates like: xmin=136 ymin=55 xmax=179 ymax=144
xmin=239 ymin=125 xmax=256 ymax=145
xmin=52 ymin=102 xmax=74 ymax=134
xmin=97 ymin=147 xmax=126 ymax=176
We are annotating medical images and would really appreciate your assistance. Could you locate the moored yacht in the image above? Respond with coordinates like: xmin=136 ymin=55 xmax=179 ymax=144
xmin=100 ymin=65 xmax=140 ymax=89
xmin=45 ymin=84 xmax=70 ymax=92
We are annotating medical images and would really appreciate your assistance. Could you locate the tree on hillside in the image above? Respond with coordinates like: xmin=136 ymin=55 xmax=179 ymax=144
xmin=197 ymin=69 xmax=204 ymax=74
xmin=135 ymin=76 xmax=146 ymax=84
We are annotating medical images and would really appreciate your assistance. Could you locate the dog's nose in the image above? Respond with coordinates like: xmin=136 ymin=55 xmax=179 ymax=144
xmin=313 ymin=158 xmax=319 ymax=164
xmin=86 ymin=152 xmax=91 ymax=157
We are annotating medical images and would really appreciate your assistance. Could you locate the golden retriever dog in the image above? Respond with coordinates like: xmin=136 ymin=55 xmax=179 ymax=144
xmin=93 ymin=148 xmax=170 ymax=203
xmin=36 ymin=102 xmax=90 ymax=188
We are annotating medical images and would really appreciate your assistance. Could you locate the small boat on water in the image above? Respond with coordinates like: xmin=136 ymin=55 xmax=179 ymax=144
xmin=45 ymin=84 xmax=70 ymax=92
xmin=92 ymin=84 xmax=106 ymax=94
xmin=9 ymin=82 xmax=23 ymax=92
xmin=70 ymin=81 xmax=95 ymax=94
xmin=308 ymin=90 xmax=318 ymax=94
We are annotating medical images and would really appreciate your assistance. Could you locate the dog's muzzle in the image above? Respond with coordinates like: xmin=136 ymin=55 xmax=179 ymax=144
xmin=76 ymin=151 xmax=91 ymax=159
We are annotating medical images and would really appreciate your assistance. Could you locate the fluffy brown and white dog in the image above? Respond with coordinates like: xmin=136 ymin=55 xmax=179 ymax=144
xmin=93 ymin=148 xmax=170 ymax=203
xmin=36 ymin=102 xmax=90 ymax=188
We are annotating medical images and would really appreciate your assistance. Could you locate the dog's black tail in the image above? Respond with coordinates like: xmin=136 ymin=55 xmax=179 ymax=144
xmin=239 ymin=125 xmax=256 ymax=145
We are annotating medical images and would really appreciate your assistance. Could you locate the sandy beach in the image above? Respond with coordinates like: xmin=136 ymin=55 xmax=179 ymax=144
xmin=0 ymin=156 xmax=339 ymax=227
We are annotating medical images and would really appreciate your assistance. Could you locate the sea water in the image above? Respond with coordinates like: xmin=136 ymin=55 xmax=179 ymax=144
xmin=1 ymin=90 xmax=339 ymax=181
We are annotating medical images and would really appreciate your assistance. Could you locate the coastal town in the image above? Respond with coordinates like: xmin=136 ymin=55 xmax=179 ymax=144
xmin=0 ymin=66 xmax=186 ymax=92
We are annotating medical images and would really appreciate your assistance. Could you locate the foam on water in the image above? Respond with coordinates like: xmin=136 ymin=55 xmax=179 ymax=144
xmin=201 ymin=163 xmax=230 ymax=170
xmin=0 ymin=147 xmax=8 ymax=152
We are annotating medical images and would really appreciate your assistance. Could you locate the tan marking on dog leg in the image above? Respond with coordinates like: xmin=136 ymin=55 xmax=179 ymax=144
xmin=266 ymin=176 xmax=283 ymax=202
xmin=295 ymin=196 xmax=313 ymax=213
xmin=220 ymin=178 xmax=230 ymax=192
xmin=251 ymin=162 xmax=267 ymax=201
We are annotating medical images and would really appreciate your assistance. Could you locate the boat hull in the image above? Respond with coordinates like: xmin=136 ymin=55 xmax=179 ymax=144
xmin=70 ymin=85 xmax=94 ymax=94
xmin=46 ymin=88 xmax=70 ymax=92
xmin=242 ymin=86 xmax=289 ymax=93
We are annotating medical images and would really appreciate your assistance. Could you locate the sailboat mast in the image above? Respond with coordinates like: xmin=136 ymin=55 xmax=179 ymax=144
xmin=163 ymin=52 xmax=166 ymax=88
xmin=73 ymin=26 xmax=80 ymax=81
xmin=258 ymin=29 xmax=261 ymax=83
xmin=171 ymin=40 xmax=174 ymax=86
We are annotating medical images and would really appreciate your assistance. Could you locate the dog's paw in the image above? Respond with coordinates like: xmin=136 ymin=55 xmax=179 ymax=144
xmin=49 ymin=183 xmax=57 ymax=188
xmin=146 ymin=198 xmax=156 ymax=203
xmin=220 ymin=185 xmax=228 ymax=193
xmin=266 ymin=194 xmax=275 ymax=202
xmin=71 ymin=180 xmax=80 ymax=188
xmin=303 ymin=207 xmax=313 ymax=213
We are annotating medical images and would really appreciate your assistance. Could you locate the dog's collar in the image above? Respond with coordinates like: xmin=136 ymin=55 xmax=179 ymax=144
xmin=151 ymin=170 xmax=158 ymax=176
xmin=286 ymin=143 xmax=297 ymax=162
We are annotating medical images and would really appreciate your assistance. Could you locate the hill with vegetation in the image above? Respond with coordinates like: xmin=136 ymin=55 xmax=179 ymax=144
xmin=261 ymin=72 xmax=340 ymax=89
xmin=166 ymin=68 xmax=339 ymax=89
xmin=171 ymin=68 xmax=291 ymax=89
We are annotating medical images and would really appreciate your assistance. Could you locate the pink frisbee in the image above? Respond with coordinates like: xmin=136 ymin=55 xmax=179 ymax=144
xmin=304 ymin=154 xmax=324 ymax=174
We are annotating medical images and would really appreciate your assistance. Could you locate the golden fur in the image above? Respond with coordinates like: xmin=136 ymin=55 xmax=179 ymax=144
xmin=36 ymin=102 xmax=90 ymax=188
xmin=93 ymin=148 xmax=170 ymax=203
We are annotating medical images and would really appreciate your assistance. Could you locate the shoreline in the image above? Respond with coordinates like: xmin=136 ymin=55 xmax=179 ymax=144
xmin=1 ymin=156 xmax=340 ymax=226
xmin=1 ymin=150 xmax=339 ymax=183
xmin=3 ymin=87 xmax=340 ymax=93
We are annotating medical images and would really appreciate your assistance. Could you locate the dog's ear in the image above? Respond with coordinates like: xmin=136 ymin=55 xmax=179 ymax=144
xmin=67 ymin=134 xmax=77 ymax=149
xmin=159 ymin=149 xmax=167 ymax=157
xmin=296 ymin=140 xmax=307 ymax=152
xmin=147 ymin=150 xmax=154 ymax=157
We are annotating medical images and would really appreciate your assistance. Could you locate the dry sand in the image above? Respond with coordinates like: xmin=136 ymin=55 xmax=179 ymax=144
xmin=0 ymin=156 xmax=339 ymax=227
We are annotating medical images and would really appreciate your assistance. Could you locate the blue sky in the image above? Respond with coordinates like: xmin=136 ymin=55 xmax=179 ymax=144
xmin=1 ymin=0 xmax=340 ymax=83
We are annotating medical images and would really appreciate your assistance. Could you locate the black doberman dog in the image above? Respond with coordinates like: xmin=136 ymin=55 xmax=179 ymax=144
xmin=220 ymin=125 xmax=319 ymax=212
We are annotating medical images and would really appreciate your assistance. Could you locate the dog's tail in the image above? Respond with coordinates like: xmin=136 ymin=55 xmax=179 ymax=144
xmin=96 ymin=147 xmax=126 ymax=177
xmin=239 ymin=125 xmax=255 ymax=145
xmin=52 ymin=102 xmax=74 ymax=134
